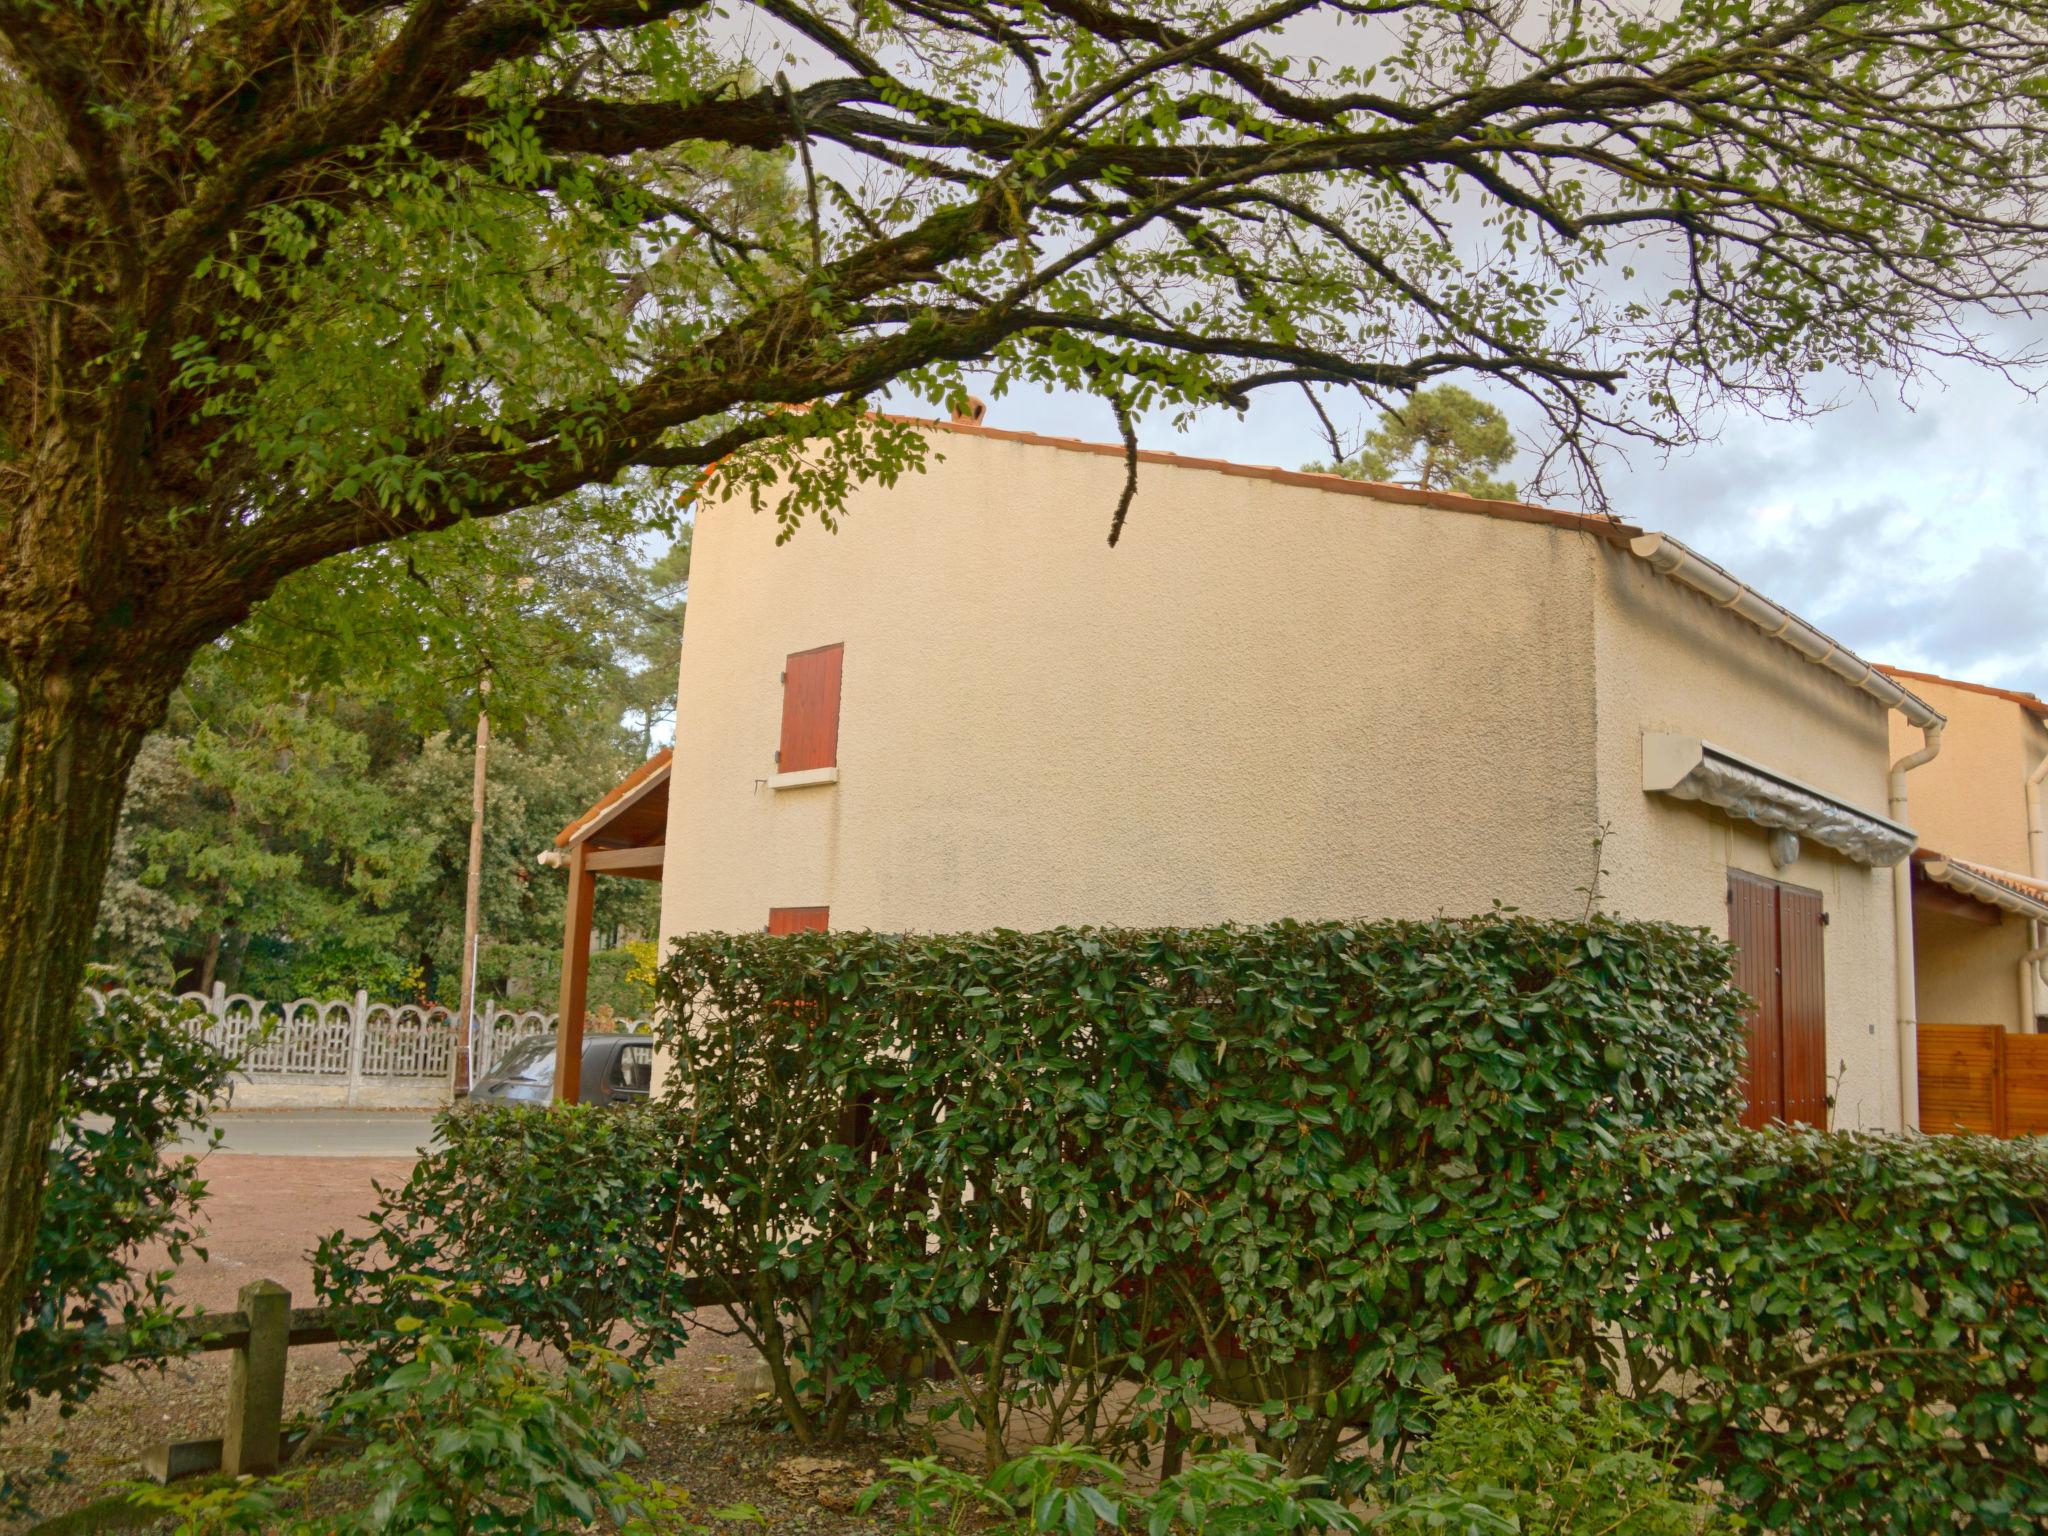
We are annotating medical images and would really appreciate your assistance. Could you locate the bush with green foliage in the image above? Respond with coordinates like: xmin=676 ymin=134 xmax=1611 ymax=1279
xmin=1374 ymin=1367 xmax=1722 ymax=1535
xmin=313 ymin=1104 xmax=696 ymax=1387
xmin=9 ymin=990 xmax=229 ymax=1418
xmin=132 ymin=1287 xmax=727 ymax=1535
xmin=1572 ymin=1126 xmax=2048 ymax=1533
xmin=865 ymin=1382 xmax=1722 ymax=1536
xmin=651 ymin=916 xmax=1746 ymax=1470
xmin=865 ymin=1442 xmax=1364 ymax=1536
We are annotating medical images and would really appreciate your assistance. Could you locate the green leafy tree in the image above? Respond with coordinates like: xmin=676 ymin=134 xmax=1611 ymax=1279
xmin=383 ymin=730 xmax=659 ymax=1007
xmin=6 ymin=0 xmax=2048 ymax=1396
xmin=116 ymin=699 xmax=426 ymax=998
xmin=1307 ymin=385 xmax=1520 ymax=500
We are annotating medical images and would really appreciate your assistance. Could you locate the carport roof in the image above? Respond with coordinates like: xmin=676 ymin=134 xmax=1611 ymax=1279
xmin=1914 ymin=850 xmax=2048 ymax=924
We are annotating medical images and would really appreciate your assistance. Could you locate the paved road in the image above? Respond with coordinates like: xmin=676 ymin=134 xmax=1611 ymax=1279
xmin=180 ymin=1110 xmax=440 ymax=1159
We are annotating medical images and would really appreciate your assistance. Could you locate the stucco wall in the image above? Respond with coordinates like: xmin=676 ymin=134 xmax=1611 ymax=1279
xmin=660 ymin=426 xmax=1606 ymax=940
xmin=1915 ymin=907 xmax=2033 ymax=1031
xmin=1588 ymin=546 xmax=1903 ymax=1129
xmin=660 ymin=423 xmax=1913 ymax=1127
xmin=1884 ymin=678 xmax=2048 ymax=876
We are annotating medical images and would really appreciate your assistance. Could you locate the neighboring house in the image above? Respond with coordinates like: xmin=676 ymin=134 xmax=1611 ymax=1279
xmin=605 ymin=407 xmax=1951 ymax=1133
xmin=1874 ymin=668 xmax=2048 ymax=1135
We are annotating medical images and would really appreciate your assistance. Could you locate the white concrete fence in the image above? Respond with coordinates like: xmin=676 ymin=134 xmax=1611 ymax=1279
xmin=88 ymin=986 xmax=651 ymax=1109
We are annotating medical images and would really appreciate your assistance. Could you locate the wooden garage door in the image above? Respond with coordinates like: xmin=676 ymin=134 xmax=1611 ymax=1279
xmin=1729 ymin=871 xmax=1828 ymax=1128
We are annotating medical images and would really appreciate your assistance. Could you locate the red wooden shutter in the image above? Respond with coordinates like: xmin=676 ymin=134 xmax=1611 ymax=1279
xmin=768 ymin=906 xmax=830 ymax=934
xmin=1729 ymin=872 xmax=1782 ymax=1129
xmin=778 ymin=644 xmax=844 ymax=772
xmin=1777 ymin=883 xmax=1828 ymax=1127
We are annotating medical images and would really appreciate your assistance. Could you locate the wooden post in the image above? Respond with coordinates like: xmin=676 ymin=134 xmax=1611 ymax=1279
xmin=554 ymin=839 xmax=594 ymax=1104
xmin=223 ymin=1280 xmax=290 ymax=1476
xmin=456 ymin=678 xmax=491 ymax=1093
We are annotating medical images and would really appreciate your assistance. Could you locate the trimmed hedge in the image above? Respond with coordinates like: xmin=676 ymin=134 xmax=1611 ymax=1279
xmin=651 ymin=915 xmax=1745 ymax=1469
xmin=321 ymin=916 xmax=2048 ymax=1529
xmin=1579 ymin=1127 xmax=2048 ymax=1532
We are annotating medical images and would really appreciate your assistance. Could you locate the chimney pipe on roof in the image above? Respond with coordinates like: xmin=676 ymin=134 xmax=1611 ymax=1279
xmin=949 ymin=396 xmax=987 ymax=425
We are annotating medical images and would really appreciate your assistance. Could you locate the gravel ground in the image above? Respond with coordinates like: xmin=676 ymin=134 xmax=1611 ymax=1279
xmin=0 ymin=1153 xmax=919 ymax=1534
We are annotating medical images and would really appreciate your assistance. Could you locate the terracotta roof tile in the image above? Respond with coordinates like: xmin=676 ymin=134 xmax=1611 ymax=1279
xmin=879 ymin=413 xmax=1645 ymax=544
xmin=1876 ymin=666 xmax=2048 ymax=720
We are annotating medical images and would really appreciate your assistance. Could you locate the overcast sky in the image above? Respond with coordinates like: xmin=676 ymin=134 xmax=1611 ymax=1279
xmin=896 ymin=368 xmax=2047 ymax=696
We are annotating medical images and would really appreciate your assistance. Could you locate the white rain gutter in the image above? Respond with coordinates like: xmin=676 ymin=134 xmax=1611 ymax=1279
xmin=1630 ymin=535 xmax=1943 ymax=729
xmin=1629 ymin=532 xmax=1945 ymax=1131
xmin=1918 ymin=857 xmax=2048 ymax=1034
xmin=1917 ymin=857 xmax=2048 ymax=924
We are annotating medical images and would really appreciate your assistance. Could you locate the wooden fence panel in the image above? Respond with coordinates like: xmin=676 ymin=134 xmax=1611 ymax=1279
xmin=2005 ymin=1033 xmax=2048 ymax=1138
xmin=1918 ymin=1024 xmax=2001 ymax=1136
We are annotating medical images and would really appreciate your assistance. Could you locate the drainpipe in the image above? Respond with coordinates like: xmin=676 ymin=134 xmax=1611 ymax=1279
xmin=2021 ymin=940 xmax=2048 ymax=1038
xmin=1890 ymin=721 xmax=1944 ymax=1131
xmin=2024 ymin=753 xmax=2048 ymax=1033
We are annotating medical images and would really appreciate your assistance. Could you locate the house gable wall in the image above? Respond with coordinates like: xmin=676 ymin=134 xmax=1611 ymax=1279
xmin=659 ymin=427 xmax=1605 ymax=940
xmin=1884 ymin=678 xmax=2048 ymax=877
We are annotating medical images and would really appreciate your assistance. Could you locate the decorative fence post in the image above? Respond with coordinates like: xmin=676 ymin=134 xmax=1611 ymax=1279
xmin=209 ymin=980 xmax=227 ymax=1019
xmin=346 ymin=989 xmax=368 ymax=1109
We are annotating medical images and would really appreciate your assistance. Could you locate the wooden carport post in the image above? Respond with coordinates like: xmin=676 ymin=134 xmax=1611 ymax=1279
xmin=554 ymin=839 xmax=594 ymax=1103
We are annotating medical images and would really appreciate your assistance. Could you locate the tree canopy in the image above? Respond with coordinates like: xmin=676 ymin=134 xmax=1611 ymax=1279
xmin=1306 ymin=385 xmax=1520 ymax=500
xmin=6 ymin=0 xmax=2048 ymax=1397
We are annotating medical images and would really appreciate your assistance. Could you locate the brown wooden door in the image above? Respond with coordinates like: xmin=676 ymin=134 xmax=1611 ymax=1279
xmin=1728 ymin=871 xmax=1828 ymax=1128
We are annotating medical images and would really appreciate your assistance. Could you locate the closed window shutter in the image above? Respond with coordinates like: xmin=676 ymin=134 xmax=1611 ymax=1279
xmin=1729 ymin=871 xmax=1783 ymax=1129
xmin=1728 ymin=871 xmax=1828 ymax=1128
xmin=768 ymin=906 xmax=830 ymax=934
xmin=778 ymin=644 xmax=844 ymax=772
xmin=1777 ymin=884 xmax=1828 ymax=1127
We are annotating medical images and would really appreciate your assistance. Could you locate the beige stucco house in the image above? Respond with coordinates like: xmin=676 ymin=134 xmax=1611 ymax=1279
xmin=1877 ymin=668 xmax=2048 ymax=1037
xmin=1863 ymin=668 xmax=2048 ymax=1136
xmin=602 ymin=409 xmax=1964 ymax=1133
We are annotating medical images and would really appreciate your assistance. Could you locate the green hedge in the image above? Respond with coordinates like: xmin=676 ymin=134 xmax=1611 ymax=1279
xmin=651 ymin=915 xmax=1745 ymax=1469
xmin=318 ymin=914 xmax=2048 ymax=1528
xmin=1577 ymin=1127 xmax=2048 ymax=1532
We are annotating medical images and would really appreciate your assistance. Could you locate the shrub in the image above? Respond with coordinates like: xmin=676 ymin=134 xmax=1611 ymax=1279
xmin=652 ymin=916 xmax=1745 ymax=1470
xmin=1573 ymin=1126 xmax=2048 ymax=1534
xmin=1374 ymin=1366 xmax=1723 ymax=1535
xmin=10 ymin=988 xmax=230 ymax=1420
xmin=313 ymin=1104 xmax=696 ymax=1386
xmin=132 ymin=1287 xmax=722 ymax=1535
xmin=865 ymin=1443 xmax=1364 ymax=1536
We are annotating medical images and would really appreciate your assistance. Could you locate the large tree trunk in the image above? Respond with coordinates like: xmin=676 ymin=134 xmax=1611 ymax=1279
xmin=0 ymin=661 xmax=174 ymax=1389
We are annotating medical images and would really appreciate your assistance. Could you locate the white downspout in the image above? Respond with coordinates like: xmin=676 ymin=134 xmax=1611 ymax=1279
xmin=2022 ymin=941 xmax=2048 ymax=1038
xmin=2024 ymin=753 xmax=2048 ymax=1033
xmin=1890 ymin=722 xmax=1944 ymax=1131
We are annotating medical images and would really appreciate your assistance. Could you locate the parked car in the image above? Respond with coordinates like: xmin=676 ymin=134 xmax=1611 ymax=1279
xmin=468 ymin=1033 xmax=653 ymax=1107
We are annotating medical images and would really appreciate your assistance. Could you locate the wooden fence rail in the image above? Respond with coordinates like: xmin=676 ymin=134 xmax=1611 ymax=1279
xmin=90 ymin=1277 xmax=736 ymax=1484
